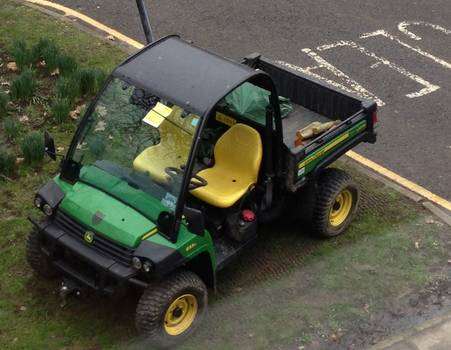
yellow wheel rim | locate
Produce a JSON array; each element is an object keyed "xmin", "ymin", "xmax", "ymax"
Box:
[
  {"xmin": 164, "ymin": 294, "xmax": 198, "ymax": 336},
  {"xmin": 329, "ymin": 189, "xmax": 353, "ymax": 227}
]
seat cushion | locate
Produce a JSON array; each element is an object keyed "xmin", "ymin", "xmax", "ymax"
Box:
[{"xmin": 190, "ymin": 165, "xmax": 255, "ymax": 208}]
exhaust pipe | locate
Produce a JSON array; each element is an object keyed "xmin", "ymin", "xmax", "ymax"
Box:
[{"xmin": 135, "ymin": 0, "xmax": 155, "ymax": 44}]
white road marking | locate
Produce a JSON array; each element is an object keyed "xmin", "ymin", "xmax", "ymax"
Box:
[
  {"xmin": 316, "ymin": 40, "xmax": 440, "ymax": 98},
  {"xmin": 276, "ymin": 49, "xmax": 386, "ymax": 106},
  {"xmin": 361, "ymin": 30, "xmax": 451, "ymax": 70},
  {"xmin": 398, "ymin": 21, "xmax": 451, "ymax": 41}
]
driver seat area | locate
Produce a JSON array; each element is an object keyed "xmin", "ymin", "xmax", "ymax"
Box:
[
  {"xmin": 133, "ymin": 106, "xmax": 195, "ymax": 184},
  {"xmin": 190, "ymin": 123, "xmax": 262, "ymax": 208}
]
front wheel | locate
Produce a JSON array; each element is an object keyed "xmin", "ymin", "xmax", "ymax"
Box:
[
  {"xmin": 135, "ymin": 270, "xmax": 208, "ymax": 348},
  {"xmin": 26, "ymin": 228, "xmax": 59, "ymax": 279},
  {"xmin": 312, "ymin": 168, "xmax": 359, "ymax": 238}
]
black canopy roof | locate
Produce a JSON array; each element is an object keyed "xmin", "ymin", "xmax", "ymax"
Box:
[{"xmin": 114, "ymin": 36, "xmax": 262, "ymax": 116}]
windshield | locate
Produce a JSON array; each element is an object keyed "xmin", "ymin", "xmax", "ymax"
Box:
[{"xmin": 71, "ymin": 77, "xmax": 201, "ymax": 221}]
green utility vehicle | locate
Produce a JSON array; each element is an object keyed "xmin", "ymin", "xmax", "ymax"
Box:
[{"xmin": 27, "ymin": 4, "xmax": 377, "ymax": 347}]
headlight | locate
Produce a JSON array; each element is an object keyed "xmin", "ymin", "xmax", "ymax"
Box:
[
  {"xmin": 143, "ymin": 261, "xmax": 153, "ymax": 273},
  {"xmin": 132, "ymin": 257, "xmax": 142, "ymax": 270},
  {"xmin": 42, "ymin": 203, "xmax": 53, "ymax": 216},
  {"xmin": 34, "ymin": 196, "xmax": 43, "ymax": 208}
]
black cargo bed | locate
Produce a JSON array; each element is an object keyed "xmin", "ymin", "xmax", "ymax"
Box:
[{"xmin": 282, "ymin": 104, "xmax": 331, "ymax": 151}]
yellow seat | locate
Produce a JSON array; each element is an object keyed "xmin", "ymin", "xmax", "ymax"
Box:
[
  {"xmin": 190, "ymin": 123, "xmax": 262, "ymax": 208},
  {"xmin": 133, "ymin": 106, "xmax": 196, "ymax": 183}
]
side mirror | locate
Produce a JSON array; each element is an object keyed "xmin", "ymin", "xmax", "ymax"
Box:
[
  {"xmin": 157, "ymin": 211, "xmax": 176, "ymax": 237},
  {"xmin": 44, "ymin": 131, "xmax": 56, "ymax": 161},
  {"xmin": 183, "ymin": 206, "xmax": 205, "ymax": 236}
]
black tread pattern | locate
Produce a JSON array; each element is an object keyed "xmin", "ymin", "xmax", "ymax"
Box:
[
  {"xmin": 26, "ymin": 229, "xmax": 59, "ymax": 279},
  {"xmin": 312, "ymin": 168, "xmax": 359, "ymax": 238},
  {"xmin": 135, "ymin": 270, "xmax": 207, "ymax": 349}
]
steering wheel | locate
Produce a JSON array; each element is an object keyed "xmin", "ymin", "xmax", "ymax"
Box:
[
  {"xmin": 164, "ymin": 167, "xmax": 208, "ymax": 190},
  {"xmin": 165, "ymin": 166, "xmax": 184, "ymax": 178},
  {"xmin": 189, "ymin": 174, "xmax": 208, "ymax": 190}
]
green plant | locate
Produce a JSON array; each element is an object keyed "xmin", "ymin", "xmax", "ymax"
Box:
[
  {"xmin": 50, "ymin": 98, "xmax": 71, "ymax": 124},
  {"xmin": 0, "ymin": 90, "xmax": 9, "ymax": 117},
  {"xmin": 10, "ymin": 69, "xmax": 36, "ymax": 102},
  {"xmin": 57, "ymin": 54, "xmax": 78, "ymax": 76},
  {"xmin": 3, "ymin": 117, "xmax": 21, "ymax": 141},
  {"xmin": 10, "ymin": 40, "xmax": 33, "ymax": 71},
  {"xmin": 31, "ymin": 38, "xmax": 53, "ymax": 62},
  {"xmin": 77, "ymin": 68, "xmax": 98, "ymax": 95},
  {"xmin": 21, "ymin": 131, "xmax": 44, "ymax": 165},
  {"xmin": 40, "ymin": 41, "xmax": 60, "ymax": 73},
  {"xmin": 94, "ymin": 68, "xmax": 107, "ymax": 91},
  {"xmin": 56, "ymin": 76, "xmax": 80, "ymax": 103},
  {"xmin": 0, "ymin": 147, "xmax": 16, "ymax": 177}
]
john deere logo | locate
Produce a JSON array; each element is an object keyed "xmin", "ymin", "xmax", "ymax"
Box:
[{"xmin": 84, "ymin": 231, "xmax": 95, "ymax": 244}]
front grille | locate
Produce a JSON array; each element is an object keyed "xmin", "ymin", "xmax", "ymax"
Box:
[{"xmin": 54, "ymin": 211, "xmax": 134, "ymax": 266}]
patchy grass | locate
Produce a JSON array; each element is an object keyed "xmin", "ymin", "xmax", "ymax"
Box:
[{"xmin": 0, "ymin": 2, "xmax": 126, "ymax": 71}]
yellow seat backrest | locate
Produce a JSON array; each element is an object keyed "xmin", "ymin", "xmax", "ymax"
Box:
[
  {"xmin": 214, "ymin": 123, "xmax": 262, "ymax": 182},
  {"xmin": 132, "ymin": 106, "xmax": 199, "ymax": 183}
]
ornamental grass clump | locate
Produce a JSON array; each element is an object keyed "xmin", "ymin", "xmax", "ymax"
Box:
[
  {"xmin": 56, "ymin": 76, "xmax": 80, "ymax": 103},
  {"xmin": 58, "ymin": 54, "xmax": 78, "ymax": 76},
  {"xmin": 40, "ymin": 41, "xmax": 60, "ymax": 73},
  {"xmin": 3, "ymin": 117, "xmax": 21, "ymax": 141},
  {"xmin": 0, "ymin": 147, "xmax": 16, "ymax": 177},
  {"xmin": 77, "ymin": 68, "xmax": 98, "ymax": 96},
  {"xmin": 31, "ymin": 38, "xmax": 53, "ymax": 62},
  {"xmin": 51, "ymin": 98, "xmax": 71, "ymax": 124},
  {"xmin": 0, "ymin": 90, "xmax": 9, "ymax": 118},
  {"xmin": 21, "ymin": 131, "xmax": 45, "ymax": 165},
  {"xmin": 10, "ymin": 40, "xmax": 33, "ymax": 71},
  {"xmin": 10, "ymin": 69, "xmax": 36, "ymax": 102}
]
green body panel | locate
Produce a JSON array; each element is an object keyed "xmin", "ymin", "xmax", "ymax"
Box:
[
  {"xmin": 146, "ymin": 223, "xmax": 216, "ymax": 268},
  {"xmin": 78, "ymin": 165, "xmax": 167, "ymax": 223},
  {"xmin": 54, "ymin": 174, "xmax": 217, "ymax": 271},
  {"xmin": 297, "ymin": 120, "xmax": 367, "ymax": 177},
  {"xmin": 55, "ymin": 176, "xmax": 156, "ymax": 248}
]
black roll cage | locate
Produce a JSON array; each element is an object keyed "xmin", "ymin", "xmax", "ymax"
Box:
[
  {"xmin": 60, "ymin": 36, "xmax": 284, "ymax": 243},
  {"xmin": 172, "ymin": 73, "xmax": 283, "ymax": 242}
]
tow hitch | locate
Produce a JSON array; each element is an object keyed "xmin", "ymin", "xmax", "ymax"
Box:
[{"xmin": 59, "ymin": 278, "xmax": 83, "ymax": 307}]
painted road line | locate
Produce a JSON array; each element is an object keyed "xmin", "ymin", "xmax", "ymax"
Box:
[
  {"xmin": 25, "ymin": 0, "xmax": 144, "ymax": 49},
  {"xmin": 25, "ymin": 0, "xmax": 451, "ymax": 212},
  {"xmin": 316, "ymin": 40, "xmax": 440, "ymax": 99},
  {"xmin": 361, "ymin": 29, "xmax": 451, "ymax": 70},
  {"xmin": 347, "ymin": 151, "xmax": 451, "ymax": 212},
  {"xmin": 398, "ymin": 21, "xmax": 451, "ymax": 41}
]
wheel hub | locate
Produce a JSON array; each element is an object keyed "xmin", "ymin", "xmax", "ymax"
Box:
[
  {"xmin": 164, "ymin": 294, "xmax": 198, "ymax": 336},
  {"xmin": 329, "ymin": 189, "xmax": 353, "ymax": 227}
]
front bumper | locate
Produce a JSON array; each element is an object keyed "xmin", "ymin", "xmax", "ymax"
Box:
[{"xmin": 30, "ymin": 216, "xmax": 149, "ymax": 294}]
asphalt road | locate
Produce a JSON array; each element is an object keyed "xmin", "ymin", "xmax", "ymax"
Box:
[{"xmin": 53, "ymin": 0, "xmax": 451, "ymax": 199}]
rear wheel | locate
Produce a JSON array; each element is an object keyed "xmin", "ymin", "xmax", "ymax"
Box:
[
  {"xmin": 312, "ymin": 168, "xmax": 359, "ymax": 238},
  {"xmin": 135, "ymin": 270, "xmax": 207, "ymax": 348},
  {"xmin": 26, "ymin": 228, "xmax": 59, "ymax": 279}
]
